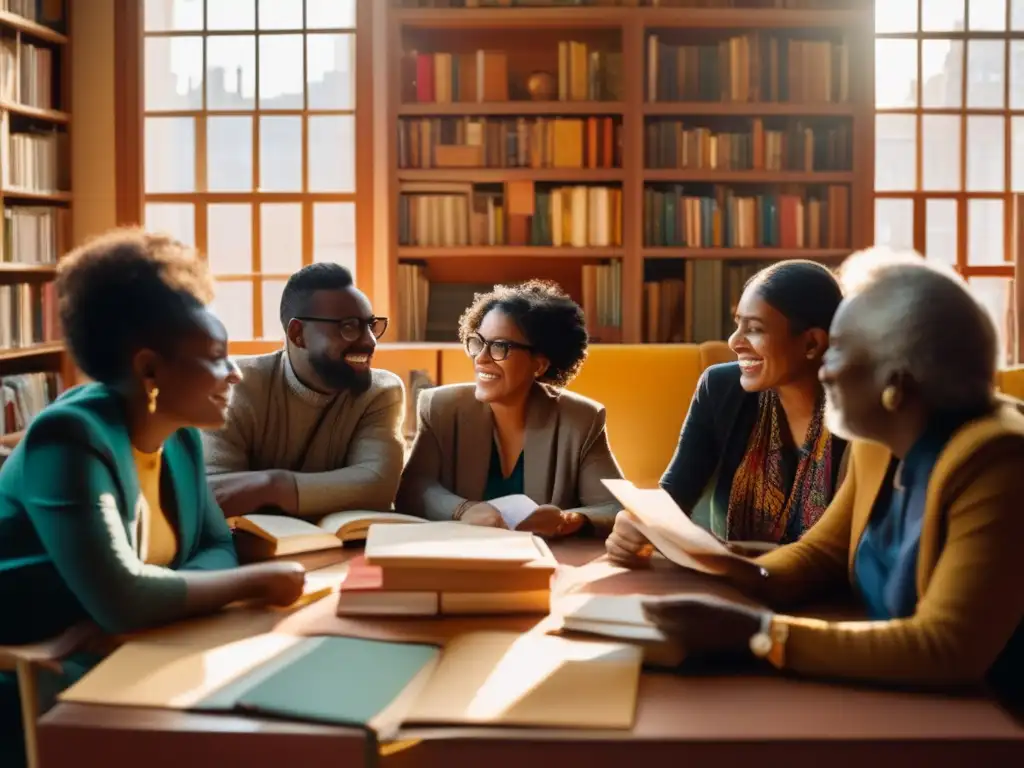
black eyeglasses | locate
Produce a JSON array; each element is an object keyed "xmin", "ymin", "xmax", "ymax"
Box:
[
  {"xmin": 465, "ymin": 334, "xmax": 533, "ymax": 362},
  {"xmin": 293, "ymin": 316, "xmax": 389, "ymax": 342}
]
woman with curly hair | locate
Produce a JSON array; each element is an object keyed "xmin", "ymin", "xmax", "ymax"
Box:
[
  {"xmin": 0, "ymin": 229, "xmax": 307, "ymax": 767},
  {"xmin": 397, "ymin": 280, "xmax": 623, "ymax": 538}
]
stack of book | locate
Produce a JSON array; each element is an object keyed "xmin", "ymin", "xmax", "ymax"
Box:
[{"xmin": 336, "ymin": 522, "xmax": 558, "ymax": 617}]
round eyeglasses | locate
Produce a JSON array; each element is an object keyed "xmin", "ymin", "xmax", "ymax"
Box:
[{"xmin": 465, "ymin": 334, "xmax": 533, "ymax": 362}]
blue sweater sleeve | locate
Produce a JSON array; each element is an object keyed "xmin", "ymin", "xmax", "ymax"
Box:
[{"xmin": 659, "ymin": 367, "xmax": 722, "ymax": 514}]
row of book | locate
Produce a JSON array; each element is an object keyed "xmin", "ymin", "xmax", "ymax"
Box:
[
  {"xmin": 1, "ymin": 128, "xmax": 68, "ymax": 192},
  {"xmin": 644, "ymin": 118, "xmax": 851, "ymax": 172},
  {"xmin": 643, "ymin": 183, "xmax": 850, "ymax": 249},
  {"xmin": 398, "ymin": 116, "xmax": 622, "ymax": 170},
  {"xmin": 398, "ymin": 182, "xmax": 624, "ymax": 248},
  {"xmin": 1, "ymin": 206, "xmax": 67, "ymax": 265},
  {"xmin": 0, "ymin": 39, "xmax": 55, "ymax": 111},
  {"xmin": 393, "ymin": 0, "xmax": 859, "ymax": 9},
  {"xmin": 647, "ymin": 33, "xmax": 851, "ymax": 104},
  {"xmin": 404, "ymin": 45, "xmax": 623, "ymax": 104},
  {"xmin": 1, "ymin": 370, "xmax": 60, "ymax": 438},
  {"xmin": 1, "ymin": 0, "xmax": 66, "ymax": 26},
  {"xmin": 0, "ymin": 280, "xmax": 59, "ymax": 349}
]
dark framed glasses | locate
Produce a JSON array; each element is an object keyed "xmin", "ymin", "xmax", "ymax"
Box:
[
  {"xmin": 294, "ymin": 316, "xmax": 389, "ymax": 342},
  {"xmin": 465, "ymin": 333, "xmax": 532, "ymax": 362}
]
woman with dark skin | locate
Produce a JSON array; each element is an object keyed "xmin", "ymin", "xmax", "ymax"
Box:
[
  {"xmin": 397, "ymin": 280, "xmax": 624, "ymax": 538},
  {"xmin": 633, "ymin": 251, "xmax": 1024, "ymax": 699},
  {"xmin": 0, "ymin": 229, "xmax": 306, "ymax": 767},
  {"xmin": 607, "ymin": 260, "xmax": 846, "ymax": 559}
]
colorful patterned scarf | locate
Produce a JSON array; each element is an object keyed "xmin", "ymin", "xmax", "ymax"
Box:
[{"xmin": 726, "ymin": 390, "xmax": 833, "ymax": 544}]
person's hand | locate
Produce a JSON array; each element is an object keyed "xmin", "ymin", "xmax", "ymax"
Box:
[
  {"xmin": 642, "ymin": 594, "xmax": 768, "ymax": 658},
  {"xmin": 605, "ymin": 510, "xmax": 654, "ymax": 568},
  {"xmin": 516, "ymin": 505, "xmax": 585, "ymax": 539},
  {"xmin": 459, "ymin": 502, "xmax": 507, "ymax": 528},
  {"xmin": 211, "ymin": 470, "xmax": 299, "ymax": 518},
  {"xmin": 248, "ymin": 561, "xmax": 307, "ymax": 607}
]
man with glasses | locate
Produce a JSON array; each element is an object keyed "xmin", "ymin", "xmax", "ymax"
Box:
[{"xmin": 202, "ymin": 263, "xmax": 405, "ymax": 520}]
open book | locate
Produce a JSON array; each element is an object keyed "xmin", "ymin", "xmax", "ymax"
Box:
[
  {"xmin": 601, "ymin": 479, "xmax": 750, "ymax": 575},
  {"xmin": 229, "ymin": 510, "xmax": 424, "ymax": 559}
]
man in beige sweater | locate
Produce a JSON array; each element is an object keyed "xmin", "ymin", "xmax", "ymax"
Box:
[{"xmin": 202, "ymin": 263, "xmax": 405, "ymax": 519}]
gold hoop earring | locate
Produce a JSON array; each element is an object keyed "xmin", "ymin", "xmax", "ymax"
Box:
[
  {"xmin": 881, "ymin": 385, "xmax": 899, "ymax": 412},
  {"xmin": 148, "ymin": 386, "xmax": 160, "ymax": 415}
]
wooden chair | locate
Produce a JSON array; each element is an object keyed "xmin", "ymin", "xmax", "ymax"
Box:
[{"xmin": 0, "ymin": 624, "xmax": 99, "ymax": 768}]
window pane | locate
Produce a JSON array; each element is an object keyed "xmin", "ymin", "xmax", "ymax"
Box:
[
  {"xmin": 260, "ymin": 203, "xmax": 303, "ymax": 274},
  {"xmin": 967, "ymin": 41, "xmax": 1005, "ymax": 109},
  {"xmin": 922, "ymin": 115, "xmax": 960, "ymax": 191},
  {"xmin": 145, "ymin": 203, "xmax": 195, "ymax": 246},
  {"xmin": 922, "ymin": 0, "xmax": 965, "ymax": 31},
  {"xmin": 260, "ymin": 116, "xmax": 302, "ymax": 191},
  {"xmin": 145, "ymin": 37, "xmax": 203, "ymax": 111},
  {"xmin": 921, "ymin": 40, "xmax": 962, "ymax": 108},
  {"xmin": 874, "ymin": 198, "xmax": 914, "ymax": 250},
  {"xmin": 307, "ymin": 34, "xmax": 355, "ymax": 111},
  {"xmin": 875, "ymin": 115, "xmax": 916, "ymax": 192},
  {"xmin": 313, "ymin": 202, "xmax": 357, "ymax": 275},
  {"xmin": 207, "ymin": 0, "xmax": 256, "ymax": 30},
  {"xmin": 258, "ymin": 0, "xmax": 303, "ymax": 30},
  {"xmin": 875, "ymin": 40, "xmax": 918, "ymax": 108},
  {"xmin": 211, "ymin": 280, "xmax": 254, "ymax": 342},
  {"xmin": 145, "ymin": 117, "xmax": 195, "ymax": 193},
  {"xmin": 208, "ymin": 116, "xmax": 253, "ymax": 192},
  {"xmin": 308, "ymin": 115, "xmax": 355, "ymax": 192},
  {"xmin": 259, "ymin": 35, "xmax": 304, "ymax": 110},
  {"xmin": 924, "ymin": 199, "xmax": 957, "ymax": 268},
  {"xmin": 144, "ymin": 0, "xmax": 203, "ymax": 31},
  {"xmin": 307, "ymin": 0, "xmax": 356, "ymax": 28},
  {"xmin": 207, "ymin": 35, "xmax": 256, "ymax": 110},
  {"xmin": 970, "ymin": 0, "xmax": 1007, "ymax": 31},
  {"xmin": 1012, "ymin": 41, "xmax": 1024, "ymax": 109},
  {"xmin": 261, "ymin": 280, "xmax": 287, "ymax": 340},
  {"xmin": 875, "ymin": 0, "xmax": 918, "ymax": 33},
  {"xmin": 1014, "ymin": 0, "xmax": 1024, "ymax": 30},
  {"xmin": 968, "ymin": 277, "xmax": 1013, "ymax": 367},
  {"xmin": 207, "ymin": 203, "xmax": 253, "ymax": 274},
  {"xmin": 967, "ymin": 116, "xmax": 1005, "ymax": 192},
  {"xmin": 968, "ymin": 199, "xmax": 1005, "ymax": 266},
  {"xmin": 1012, "ymin": 117, "xmax": 1024, "ymax": 191}
]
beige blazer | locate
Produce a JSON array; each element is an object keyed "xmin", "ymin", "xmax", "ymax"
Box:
[{"xmin": 397, "ymin": 383, "xmax": 624, "ymax": 535}]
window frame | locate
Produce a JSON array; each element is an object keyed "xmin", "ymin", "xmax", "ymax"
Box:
[{"xmin": 115, "ymin": 0, "xmax": 375, "ymax": 347}]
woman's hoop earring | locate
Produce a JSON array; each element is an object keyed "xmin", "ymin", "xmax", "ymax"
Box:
[
  {"xmin": 148, "ymin": 386, "xmax": 160, "ymax": 415},
  {"xmin": 881, "ymin": 385, "xmax": 899, "ymax": 412}
]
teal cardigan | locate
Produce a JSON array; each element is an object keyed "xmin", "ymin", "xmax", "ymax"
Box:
[{"xmin": 0, "ymin": 383, "xmax": 239, "ymax": 645}]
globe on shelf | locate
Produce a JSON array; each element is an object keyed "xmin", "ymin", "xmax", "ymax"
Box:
[{"xmin": 526, "ymin": 71, "xmax": 556, "ymax": 101}]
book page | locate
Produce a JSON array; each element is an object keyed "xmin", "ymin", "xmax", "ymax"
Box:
[
  {"xmin": 488, "ymin": 494, "xmax": 538, "ymax": 530},
  {"xmin": 601, "ymin": 479, "xmax": 748, "ymax": 575},
  {"xmin": 317, "ymin": 509, "xmax": 425, "ymax": 538},
  {"xmin": 232, "ymin": 513, "xmax": 329, "ymax": 542},
  {"xmin": 365, "ymin": 521, "xmax": 543, "ymax": 568}
]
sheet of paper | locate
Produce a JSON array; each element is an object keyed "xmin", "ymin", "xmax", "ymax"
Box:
[
  {"xmin": 601, "ymin": 479, "xmax": 747, "ymax": 575},
  {"xmin": 489, "ymin": 494, "xmax": 539, "ymax": 530}
]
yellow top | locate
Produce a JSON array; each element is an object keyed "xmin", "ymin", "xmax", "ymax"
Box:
[
  {"xmin": 132, "ymin": 446, "xmax": 178, "ymax": 567},
  {"xmin": 756, "ymin": 404, "xmax": 1024, "ymax": 687}
]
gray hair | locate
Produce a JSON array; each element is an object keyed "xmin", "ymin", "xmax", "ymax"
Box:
[{"xmin": 838, "ymin": 247, "xmax": 997, "ymax": 411}]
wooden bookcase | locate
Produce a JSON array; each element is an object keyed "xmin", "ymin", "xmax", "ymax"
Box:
[
  {"xmin": 381, "ymin": 1, "xmax": 874, "ymax": 344},
  {"xmin": 0, "ymin": 0, "xmax": 70, "ymax": 447}
]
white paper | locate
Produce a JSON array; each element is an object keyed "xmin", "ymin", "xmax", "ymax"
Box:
[
  {"xmin": 601, "ymin": 479, "xmax": 747, "ymax": 575},
  {"xmin": 489, "ymin": 494, "xmax": 539, "ymax": 530}
]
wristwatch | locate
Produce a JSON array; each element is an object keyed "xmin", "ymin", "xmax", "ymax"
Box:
[{"xmin": 749, "ymin": 611, "xmax": 788, "ymax": 668}]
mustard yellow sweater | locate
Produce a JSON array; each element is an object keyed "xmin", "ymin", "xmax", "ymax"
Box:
[{"xmin": 757, "ymin": 404, "xmax": 1024, "ymax": 688}]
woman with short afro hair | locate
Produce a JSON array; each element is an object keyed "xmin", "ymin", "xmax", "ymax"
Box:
[
  {"xmin": 0, "ymin": 228, "xmax": 308, "ymax": 768},
  {"xmin": 397, "ymin": 279, "xmax": 624, "ymax": 538}
]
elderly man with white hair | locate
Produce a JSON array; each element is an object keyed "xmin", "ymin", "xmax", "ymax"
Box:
[{"xmin": 628, "ymin": 248, "xmax": 1024, "ymax": 701}]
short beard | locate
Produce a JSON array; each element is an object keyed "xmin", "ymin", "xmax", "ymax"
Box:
[{"xmin": 309, "ymin": 352, "xmax": 373, "ymax": 395}]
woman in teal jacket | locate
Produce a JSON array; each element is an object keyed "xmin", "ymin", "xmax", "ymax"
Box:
[{"xmin": 0, "ymin": 229, "xmax": 307, "ymax": 767}]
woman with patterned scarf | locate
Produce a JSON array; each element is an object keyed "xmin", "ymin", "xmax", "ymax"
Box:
[{"xmin": 607, "ymin": 260, "xmax": 846, "ymax": 562}]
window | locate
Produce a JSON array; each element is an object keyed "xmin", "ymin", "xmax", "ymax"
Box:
[
  {"xmin": 874, "ymin": 0, "xmax": 1018, "ymax": 365},
  {"xmin": 142, "ymin": 0, "xmax": 358, "ymax": 342}
]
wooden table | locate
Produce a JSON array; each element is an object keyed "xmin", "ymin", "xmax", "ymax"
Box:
[{"xmin": 37, "ymin": 541, "xmax": 1024, "ymax": 768}]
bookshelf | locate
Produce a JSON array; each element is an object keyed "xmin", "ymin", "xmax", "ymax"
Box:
[
  {"xmin": 383, "ymin": 0, "xmax": 874, "ymax": 344},
  {"xmin": 0, "ymin": 0, "xmax": 70, "ymax": 445}
]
